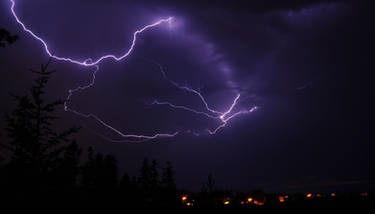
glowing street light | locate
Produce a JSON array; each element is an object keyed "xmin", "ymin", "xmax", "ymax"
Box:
[{"xmin": 247, "ymin": 197, "xmax": 253, "ymax": 203}]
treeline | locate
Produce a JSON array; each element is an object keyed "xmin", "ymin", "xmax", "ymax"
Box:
[{"xmin": 0, "ymin": 61, "xmax": 178, "ymax": 207}]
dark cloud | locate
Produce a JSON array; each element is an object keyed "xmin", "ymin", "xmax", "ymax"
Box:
[
  {"xmin": 0, "ymin": 0, "xmax": 373, "ymax": 191},
  {"xmin": 137, "ymin": 0, "xmax": 344, "ymax": 13}
]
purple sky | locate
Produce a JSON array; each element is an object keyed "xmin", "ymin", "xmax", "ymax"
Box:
[{"xmin": 0, "ymin": 0, "xmax": 373, "ymax": 192}]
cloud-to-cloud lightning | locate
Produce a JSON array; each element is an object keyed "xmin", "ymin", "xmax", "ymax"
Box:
[
  {"xmin": 9, "ymin": 0, "xmax": 257, "ymax": 142},
  {"xmin": 10, "ymin": 0, "xmax": 173, "ymax": 67},
  {"xmin": 151, "ymin": 61, "xmax": 258, "ymax": 135}
]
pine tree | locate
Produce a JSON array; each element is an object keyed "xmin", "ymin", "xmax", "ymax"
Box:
[
  {"xmin": 4, "ymin": 60, "xmax": 79, "ymax": 188},
  {"xmin": 139, "ymin": 158, "xmax": 152, "ymax": 192},
  {"xmin": 80, "ymin": 147, "xmax": 118, "ymax": 190},
  {"xmin": 56, "ymin": 141, "xmax": 82, "ymax": 187},
  {"xmin": 161, "ymin": 161, "xmax": 176, "ymax": 191},
  {"xmin": 150, "ymin": 159, "xmax": 160, "ymax": 189},
  {"xmin": 161, "ymin": 161, "xmax": 177, "ymax": 206}
]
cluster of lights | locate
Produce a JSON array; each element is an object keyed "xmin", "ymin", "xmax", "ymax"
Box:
[
  {"xmin": 239, "ymin": 197, "xmax": 265, "ymax": 206},
  {"xmin": 178, "ymin": 192, "xmax": 372, "ymax": 207},
  {"xmin": 181, "ymin": 194, "xmax": 194, "ymax": 207},
  {"xmin": 253, "ymin": 199, "xmax": 265, "ymax": 206},
  {"xmin": 279, "ymin": 195, "xmax": 290, "ymax": 203},
  {"xmin": 306, "ymin": 192, "xmax": 337, "ymax": 199}
]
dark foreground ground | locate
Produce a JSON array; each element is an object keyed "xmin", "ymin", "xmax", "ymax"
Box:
[{"xmin": 1, "ymin": 188, "xmax": 373, "ymax": 209}]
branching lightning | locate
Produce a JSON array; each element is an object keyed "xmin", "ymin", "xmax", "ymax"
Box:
[
  {"xmin": 150, "ymin": 61, "xmax": 258, "ymax": 135},
  {"xmin": 10, "ymin": 0, "xmax": 173, "ymax": 67},
  {"xmin": 9, "ymin": 0, "xmax": 257, "ymax": 142}
]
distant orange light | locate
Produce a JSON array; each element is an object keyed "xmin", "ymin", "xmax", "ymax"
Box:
[
  {"xmin": 284, "ymin": 195, "xmax": 289, "ymax": 199},
  {"xmin": 306, "ymin": 193, "xmax": 312, "ymax": 198},
  {"xmin": 279, "ymin": 196, "xmax": 285, "ymax": 203},
  {"xmin": 330, "ymin": 193, "xmax": 336, "ymax": 197},
  {"xmin": 181, "ymin": 195, "xmax": 188, "ymax": 201},
  {"xmin": 241, "ymin": 201, "xmax": 245, "ymax": 205},
  {"xmin": 247, "ymin": 197, "xmax": 253, "ymax": 203},
  {"xmin": 253, "ymin": 200, "xmax": 264, "ymax": 206},
  {"xmin": 186, "ymin": 202, "xmax": 192, "ymax": 206},
  {"xmin": 224, "ymin": 201, "xmax": 230, "ymax": 205},
  {"xmin": 360, "ymin": 192, "xmax": 368, "ymax": 197}
]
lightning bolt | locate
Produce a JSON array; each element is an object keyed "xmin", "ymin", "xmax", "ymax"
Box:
[
  {"xmin": 9, "ymin": 0, "xmax": 257, "ymax": 142},
  {"xmin": 10, "ymin": 0, "xmax": 173, "ymax": 67},
  {"xmin": 150, "ymin": 61, "xmax": 258, "ymax": 135}
]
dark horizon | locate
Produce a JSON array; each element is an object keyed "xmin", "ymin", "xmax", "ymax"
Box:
[{"xmin": 0, "ymin": 0, "xmax": 373, "ymax": 195}]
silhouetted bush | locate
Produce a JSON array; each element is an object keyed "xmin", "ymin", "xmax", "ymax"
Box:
[{"xmin": 0, "ymin": 28, "xmax": 18, "ymax": 48}]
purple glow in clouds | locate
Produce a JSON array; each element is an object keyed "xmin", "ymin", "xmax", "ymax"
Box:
[{"xmin": 9, "ymin": 0, "xmax": 257, "ymax": 142}]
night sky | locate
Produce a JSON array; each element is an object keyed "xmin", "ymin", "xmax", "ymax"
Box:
[{"xmin": 0, "ymin": 0, "xmax": 373, "ymax": 192}]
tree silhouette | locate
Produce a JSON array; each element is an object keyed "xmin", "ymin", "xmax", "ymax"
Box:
[
  {"xmin": 161, "ymin": 161, "xmax": 176, "ymax": 191},
  {"xmin": 161, "ymin": 161, "xmax": 178, "ymax": 207},
  {"xmin": 204, "ymin": 173, "xmax": 216, "ymax": 193},
  {"xmin": 0, "ymin": 137, "xmax": 4, "ymax": 164},
  {"xmin": 199, "ymin": 173, "xmax": 217, "ymax": 208},
  {"xmin": 150, "ymin": 159, "xmax": 160, "ymax": 190},
  {"xmin": 120, "ymin": 172, "xmax": 131, "ymax": 190},
  {"xmin": 3, "ymin": 60, "xmax": 79, "ymax": 191},
  {"xmin": 138, "ymin": 157, "xmax": 152, "ymax": 193},
  {"xmin": 0, "ymin": 57, "xmax": 188, "ymax": 206},
  {"xmin": 0, "ymin": 28, "xmax": 18, "ymax": 48},
  {"xmin": 55, "ymin": 141, "xmax": 82, "ymax": 188},
  {"xmin": 80, "ymin": 147, "xmax": 118, "ymax": 190}
]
